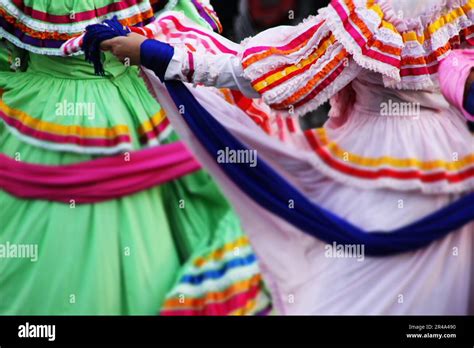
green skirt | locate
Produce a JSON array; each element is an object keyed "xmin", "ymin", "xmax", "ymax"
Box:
[
  {"xmin": 0, "ymin": 40, "xmax": 11, "ymax": 71},
  {"xmin": 0, "ymin": 52, "xmax": 268, "ymax": 315}
]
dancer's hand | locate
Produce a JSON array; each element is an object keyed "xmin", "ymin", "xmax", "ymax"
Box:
[{"xmin": 101, "ymin": 32, "xmax": 146, "ymax": 66}]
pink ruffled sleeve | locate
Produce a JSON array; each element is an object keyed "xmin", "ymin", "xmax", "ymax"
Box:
[
  {"xmin": 241, "ymin": 15, "xmax": 362, "ymax": 116},
  {"xmin": 240, "ymin": 0, "xmax": 411, "ymax": 116}
]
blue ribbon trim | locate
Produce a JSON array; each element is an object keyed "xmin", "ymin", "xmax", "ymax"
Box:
[{"xmin": 180, "ymin": 254, "xmax": 257, "ymax": 285}]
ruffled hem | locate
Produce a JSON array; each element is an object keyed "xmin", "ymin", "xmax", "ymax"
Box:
[
  {"xmin": 379, "ymin": 0, "xmax": 468, "ymax": 32},
  {"xmin": 160, "ymin": 230, "xmax": 272, "ymax": 316},
  {"xmin": 241, "ymin": 14, "xmax": 362, "ymax": 116},
  {"xmin": 299, "ymin": 114, "xmax": 474, "ymax": 194},
  {"xmin": 0, "ymin": 0, "xmax": 155, "ymax": 54},
  {"xmin": 0, "ymin": 0, "xmax": 154, "ymax": 33},
  {"xmin": 323, "ymin": 0, "xmax": 474, "ymax": 90}
]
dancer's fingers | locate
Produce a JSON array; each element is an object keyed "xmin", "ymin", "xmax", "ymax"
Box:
[{"xmin": 101, "ymin": 37, "xmax": 122, "ymax": 51}]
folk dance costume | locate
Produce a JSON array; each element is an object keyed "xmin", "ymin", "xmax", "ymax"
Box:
[
  {"xmin": 0, "ymin": 0, "xmax": 270, "ymax": 315},
  {"xmin": 80, "ymin": 0, "xmax": 474, "ymax": 314}
]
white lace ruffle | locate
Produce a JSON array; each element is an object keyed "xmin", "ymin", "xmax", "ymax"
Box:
[
  {"xmin": 278, "ymin": 63, "xmax": 361, "ymax": 118},
  {"xmin": 242, "ymin": 0, "xmax": 474, "ymax": 114},
  {"xmin": 0, "ymin": 28, "xmax": 75, "ymax": 56},
  {"xmin": 320, "ymin": 4, "xmax": 403, "ymax": 81},
  {"xmin": 242, "ymin": 15, "xmax": 331, "ymax": 82},
  {"xmin": 260, "ymin": 44, "xmax": 342, "ymax": 104},
  {"xmin": 0, "ymin": 0, "xmax": 152, "ymax": 34}
]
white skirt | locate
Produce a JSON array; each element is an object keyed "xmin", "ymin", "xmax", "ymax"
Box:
[{"xmin": 150, "ymin": 77, "xmax": 474, "ymax": 315}]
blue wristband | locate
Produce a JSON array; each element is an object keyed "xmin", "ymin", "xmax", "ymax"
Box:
[{"xmin": 140, "ymin": 39, "xmax": 175, "ymax": 82}]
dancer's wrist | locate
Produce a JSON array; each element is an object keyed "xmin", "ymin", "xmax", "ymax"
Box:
[{"xmin": 140, "ymin": 40, "xmax": 175, "ymax": 82}]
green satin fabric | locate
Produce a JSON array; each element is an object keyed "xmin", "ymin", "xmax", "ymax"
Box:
[{"xmin": 0, "ymin": 0, "xmax": 250, "ymax": 315}]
